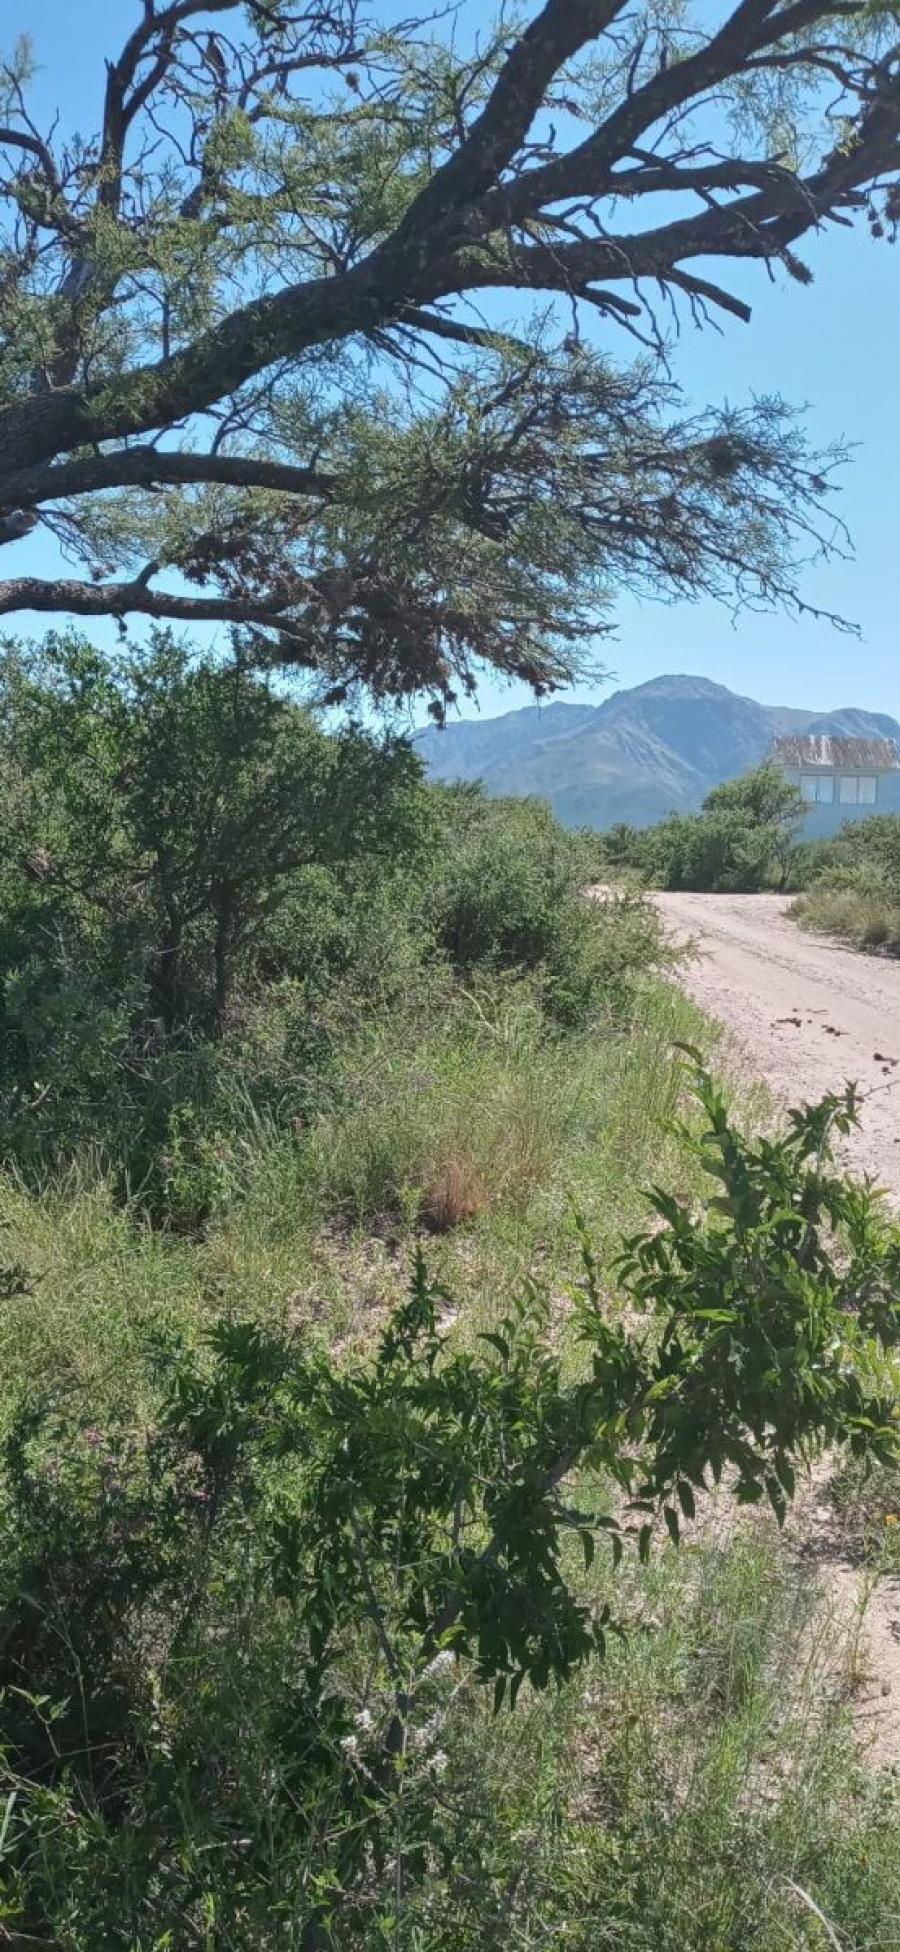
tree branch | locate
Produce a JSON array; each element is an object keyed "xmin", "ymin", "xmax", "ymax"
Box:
[
  {"xmin": 0, "ymin": 448, "xmax": 336, "ymax": 516},
  {"xmin": 0, "ymin": 574, "xmax": 312, "ymax": 639},
  {"xmin": 398, "ymin": 0, "xmax": 629, "ymax": 227},
  {"xmin": 484, "ymin": 0, "xmax": 873, "ymax": 226},
  {"xmin": 98, "ymin": 1, "xmax": 242, "ymax": 214},
  {"xmin": 0, "ymin": 124, "xmax": 61, "ymax": 193}
]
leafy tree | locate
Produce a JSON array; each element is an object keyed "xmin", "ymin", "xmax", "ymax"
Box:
[
  {"xmin": 0, "ymin": 629, "xmax": 424, "ymax": 1034},
  {"xmin": 836, "ymin": 812, "xmax": 900, "ymax": 890},
  {"xmin": 644, "ymin": 761, "xmax": 804, "ymax": 890},
  {"xmin": 0, "ymin": 3, "xmax": 897, "ymax": 705},
  {"xmin": 703, "ymin": 758, "xmax": 804, "ymax": 831}
]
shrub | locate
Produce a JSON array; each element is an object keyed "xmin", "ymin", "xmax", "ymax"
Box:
[
  {"xmin": 0, "ymin": 644, "xmax": 666, "ymax": 1214},
  {"xmin": 0, "ymin": 628, "xmax": 428, "ymax": 1035},
  {"xmin": 426, "ymin": 787, "xmax": 667, "ymax": 1023},
  {"xmin": 789, "ymin": 813, "xmax": 900, "ymax": 948},
  {"xmin": 0, "ymin": 1066, "xmax": 898, "ymax": 1944},
  {"xmin": 610, "ymin": 762, "xmax": 805, "ymax": 892},
  {"xmin": 791, "ymin": 881, "xmax": 900, "ymax": 949}
]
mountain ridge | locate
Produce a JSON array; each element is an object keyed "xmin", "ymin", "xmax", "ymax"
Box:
[{"xmin": 413, "ymin": 674, "xmax": 900, "ymax": 830}]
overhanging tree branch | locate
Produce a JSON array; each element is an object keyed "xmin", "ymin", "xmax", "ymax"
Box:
[
  {"xmin": 0, "ymin": 449, "xmax": 336, "ymax": 512},
  {"xmin": 0, "ymin": 573, "xmax": 312, "ymax": 636},
  {"xmin": 0, "ymin": 0, "xmax": 896, "ymax": 683}
]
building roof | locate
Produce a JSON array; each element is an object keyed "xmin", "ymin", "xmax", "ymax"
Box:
[{"xmin": 772, "ymin": 734, "xmax": 900, "ymax": 772}]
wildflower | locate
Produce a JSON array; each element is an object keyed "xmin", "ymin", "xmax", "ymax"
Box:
[
  {"xmin": 409, "ymin": 1710, "xmax": 442, "ymax": 1752},
  {"xmin": 430, "ymin": 1750, "xmax": 448, "ymax": 1778},
  {"xmin": 354, "ymin": 1707, "xmax": 374, "ymax": 1734},
  {"xmin": 423, "ymin": 1649, "xmax": 455, "ymax": 1679},
  {"xmin": 885, "ymin": 1513, "xmax": 898, "ymax": 1527},
  {"xmin": 339, "ymin": 1733, "xmax": 360, "ymax": 1762}
]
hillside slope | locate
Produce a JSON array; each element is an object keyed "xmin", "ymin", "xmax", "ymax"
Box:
[{"xmin": 415, "ymin": 675, "xmax": 900, "ymax": 828}]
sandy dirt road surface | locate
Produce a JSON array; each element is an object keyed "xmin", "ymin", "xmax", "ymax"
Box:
[
  {"xmin": 655, "ymin": 891, "xmax": 900, "ymax": 1766},
  {"xmin": 655, "ymin": 890, "xmax": 900, "ymax": 1198}
]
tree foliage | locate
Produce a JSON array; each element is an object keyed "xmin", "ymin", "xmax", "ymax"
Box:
[
  {"xmin": 0, "ymin": 1, "xmax": 898, "ymax": 703},
  {"xmin": 0, "ymin": 628, "xmax": 425, "ymax": 1032},
  {"xmin": 605, "ymin": 760, "xmax": 805, "ymax": 890},
  {"xmin": 0, "ymin": 636, "xmax": 658, "ymax": 1199}
]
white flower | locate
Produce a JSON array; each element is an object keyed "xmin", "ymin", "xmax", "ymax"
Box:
[
  {"xmin": 339, "ymin": 1733, "xmax": 360, "ymax": 1762},
  {"xmin": 354, "ymin": 1708, "xmax": 374, "ymax": 1734},
  {"xmin": 430, "ymin": 1750, "xmax": 448, "ymax": 1778},
  {"xmin": 409, "ymin": 1710, "xmax": 442, "ymax": 1753},
  {"xmin": 424, "ymin": 1649, "xmax": 455, "ymax": 1679}
]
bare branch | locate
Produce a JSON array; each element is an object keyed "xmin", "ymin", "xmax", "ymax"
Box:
[
  {"xmin": 0, "ymin": 124, "xmax": 61, "ymax": 193},
  {"xmin": 400, "ymin": 0, "xmax": 629, "ymax": 226},
  {"xmin": 0, "ymin": 573, "xmax": 310, "ymax": 636},
  {"xmin": 0, "ymin": 448, "xmax": 336, "ymax": 516}
]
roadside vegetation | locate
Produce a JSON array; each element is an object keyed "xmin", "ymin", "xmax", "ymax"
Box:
[
  {"xmin": 789, "ymin": 815, "xmax": 900, "ymax": 952},
  {"xmin": 600, "ymin": 766, "xmax": 900, "ymax": 959},
  {"xmin": 0, "ymin": 632, "xmax": 898, "ymax": 1945},
  {"xmin": 598, "ymin": 762, "xmax": 806, "ymax": 893}
]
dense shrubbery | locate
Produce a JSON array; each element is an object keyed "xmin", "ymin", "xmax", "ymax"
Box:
[
  {"xmin": 0, "ymin": 1067, "xmax": 897, "ymax": 1946},
  {"xmin": 0, "ymin": 631, "xmax": 665, "ymax": 1217},
  {"xmin": 1, "ymin": 632, "xmax": 899, "ymax": 1946},
  {"xmin": 791, "ymin": 811, "xmax": 900, "ymax": 949},
  {"xmin": 599, "ymin": 763, "xmax": 804, "ymax": 892},
  {"xmin": 605, "ymin": 766, "xmax": 900, "ymax": 941}
]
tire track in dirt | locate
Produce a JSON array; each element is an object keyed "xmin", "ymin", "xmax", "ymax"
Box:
[{"xmin": 655, "ymin": 890, "xmax": 900, "ymax": 1198}]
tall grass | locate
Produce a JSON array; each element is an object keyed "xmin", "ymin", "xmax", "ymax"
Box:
[
  {"xmin": 0, "ymin": 976, "xmax": 898, "ymax": 1945},
  {"xmin": 791, "ymin": 883, "xmax": 900, "ymax": 951},
  {"xmin": 404, "ymin": 1525, "xmax": 900, "ymax": 1950}
]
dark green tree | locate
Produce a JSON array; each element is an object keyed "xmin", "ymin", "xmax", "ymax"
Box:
[{"xmin": 0, "ymin": 629, "xmax": 423, "ymax": 1033}]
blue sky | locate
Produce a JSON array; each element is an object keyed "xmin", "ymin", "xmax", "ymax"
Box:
[{"xmin": 7, "ymin": 2, "xmax": 900, "ymax": 720}]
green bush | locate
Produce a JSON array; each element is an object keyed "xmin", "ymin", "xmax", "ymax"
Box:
[
  {"xmin": 647, "ymin": 763, "xmax": 803, "ymax": 892},
  {"xmin": 425, "ymin": 787, "xmax": 666, "ymax": 1024},
  {"xmin": 790, "ymin": 813, "xmax": 900, "ymax": 948},
  {"xmin": 0, "ymin": 640, "xmax": 666, "ymax": 1216},
  {"xmin": 0, "ymin": 1067, "xmax": 898, "ymax": 1944},
  {"xmin": 791, "ymin": 881, "xmax": 900, "ymax": 949},
  {"xmin": 601, "ymin": 763, "xmax": 805, "ymax": 893}
]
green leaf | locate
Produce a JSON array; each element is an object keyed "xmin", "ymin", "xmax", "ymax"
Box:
[
  {"xmin": 664, "ymin": 1507, "xmax": 680, "ymax": 1548},
  {"xmin": 676, "ymin": 1480, "xmax": 696, "ymax": 1521}
]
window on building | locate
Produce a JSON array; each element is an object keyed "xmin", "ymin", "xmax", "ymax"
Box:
[
  {"xmin": 838, "ymin": 775, "xmax": 879, "ymax": 806},
  {"xmin": 801, "ymin": 774, "xmax": 834, "ymax": 804}
]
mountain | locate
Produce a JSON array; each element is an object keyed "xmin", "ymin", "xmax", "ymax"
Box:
[{"xmin": 414, "ymin": 675, "xmax": 900, "ymax": 830}]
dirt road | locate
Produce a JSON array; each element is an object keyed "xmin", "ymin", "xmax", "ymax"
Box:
[
  {"xmin": 656, "ymin": 890, "xmax": 900, "ymax": 1197},
  {"xmin": 653, "ymin": 890, "xmax": 900, "ymax": 1766}
]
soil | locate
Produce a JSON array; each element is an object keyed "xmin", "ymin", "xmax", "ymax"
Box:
[
  {"xmin": 655, "ymin": 890, "xmax": 900, "ymax": 1766},
  {"xmin": 656, "ymin": 889, "xmax": 900, "ymax": 1197}
]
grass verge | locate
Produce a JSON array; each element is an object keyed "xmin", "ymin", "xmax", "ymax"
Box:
[{"xmin": 790, "ymin": 884, "xmax": 900, "ymax": 952}]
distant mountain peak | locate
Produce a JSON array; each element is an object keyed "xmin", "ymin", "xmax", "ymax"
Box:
[{"xmin": 414, "ymin": 674, "xmax": 900, "ymax": 830}]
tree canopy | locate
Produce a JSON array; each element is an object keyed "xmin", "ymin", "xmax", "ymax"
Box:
[
  {"xmin": 0, "ymin": 0, "xmax": 898, "ymax": 706},
  {"xmin": 0, "ymin": 628, "xmax": 423, "ymax": 1036}
]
